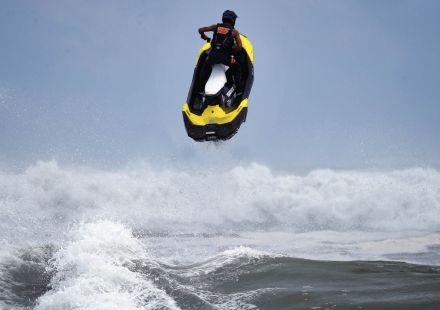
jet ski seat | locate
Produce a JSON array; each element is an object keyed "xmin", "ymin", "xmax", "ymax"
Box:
[{"xmin": 204, "ymin": 64, "xmax": 229, "ymax": 96}]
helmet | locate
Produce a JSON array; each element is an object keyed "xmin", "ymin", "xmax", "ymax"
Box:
[{"xmin": 222, "ymin": 10, "xmax": 238, "ymax": 26}]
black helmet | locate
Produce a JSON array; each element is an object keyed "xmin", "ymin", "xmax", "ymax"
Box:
[{"xmin": 222, "ymin": 10, "xmax": 238, "ymax": 26}]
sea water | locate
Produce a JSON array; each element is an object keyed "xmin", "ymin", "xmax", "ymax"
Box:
[{"xmin": 1, "ymin": 161, "xmax": 439, "ymax": 309}]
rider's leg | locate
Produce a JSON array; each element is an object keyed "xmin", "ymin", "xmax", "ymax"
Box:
[
  {"xmin": 234, "ymin": 50, "xmax": 246, "ymax": 92},
  {"xmin": 198, "ymin": 57, "xmax": 214, "ymax": 93}
]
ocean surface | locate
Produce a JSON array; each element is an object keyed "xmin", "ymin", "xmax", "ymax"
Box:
[{"xmin": 1, "ymin": 161, "xmax": 440, "ymax": 309}]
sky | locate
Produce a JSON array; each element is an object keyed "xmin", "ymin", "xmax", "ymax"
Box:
[{"xmin": 0, "ymin": 0, "xmax": 439, "ymax": 171}]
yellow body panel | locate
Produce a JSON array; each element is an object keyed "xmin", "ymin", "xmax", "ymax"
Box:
[
  {"xmin": 240, "ymin": 35, "xmax": 254, "ymax": 64},
  {"xmin": 183, "ymin": 99, "xmax": 248, "ymax": 126},
  {"xmin": 196, "ymin": 42, "xmax": 211, "ymax": 63}
]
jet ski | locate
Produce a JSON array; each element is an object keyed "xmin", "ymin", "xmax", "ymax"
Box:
[{"xmin": 182, "ymin": 34, "xmax": 254, "ymax": 141}]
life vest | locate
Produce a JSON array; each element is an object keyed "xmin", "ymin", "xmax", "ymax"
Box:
[{"xmin": 211, "ymin": 23, "xmax": 235, "ymax": 53}]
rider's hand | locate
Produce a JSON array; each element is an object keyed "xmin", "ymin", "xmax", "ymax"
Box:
[
  {"xmin": 230, "ymin": 55, "xmax": 236, "ymax": 64},
  {"xmin": 201, "ymin": 34, "xmax": 207, "ymax": 40}
]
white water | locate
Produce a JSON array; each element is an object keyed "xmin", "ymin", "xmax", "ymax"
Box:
[
  {"xmin": 36, "ymin": 221, "xmax": 179, "ymax": 310},
  {"xmin": 1, "ymin": 161, "xmax": 440, "ymax": 308}
]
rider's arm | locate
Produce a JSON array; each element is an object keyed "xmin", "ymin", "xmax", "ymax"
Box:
[
  {"xmin": 232, "ymin": 29, "xmax": 243, "ymax": 52},
  {"xmin": 198, "ymin": 25, "xmax": 216, "ymax": 40}
]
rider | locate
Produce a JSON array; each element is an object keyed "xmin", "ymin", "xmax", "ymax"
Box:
[{"xmin": 197, "ymin": 10, "xmax": 243, "ymax": 94}]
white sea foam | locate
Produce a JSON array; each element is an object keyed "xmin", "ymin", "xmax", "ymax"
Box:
[
  {"xmin": 36, "ymin": 220, "xmax": 179, "ymax": 310},
  {"xmin": 0, "ymin": 161, "xmax": 440, "ymax": 265}
]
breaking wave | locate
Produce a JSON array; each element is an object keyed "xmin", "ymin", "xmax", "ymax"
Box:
[
  {"xmin": 35, "ymin": 221, "xmax": 178, "ymax": 310},
  {"xmin": 1, "ymin": 161, "xmax": 439, "ymax": 240},
  {"xmin": 1, "ymin": 161, "xmax": 440, "ymax": 308}
]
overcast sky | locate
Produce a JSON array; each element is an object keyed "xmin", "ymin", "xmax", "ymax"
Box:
[{"xmin": 1, "ymin": 0, "xmax": 439, "ymax": 171}]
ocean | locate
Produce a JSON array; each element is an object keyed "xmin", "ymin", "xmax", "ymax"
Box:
[{"xmin": 1, "ymin": 161, "xmax": 439, "ymax": 309}]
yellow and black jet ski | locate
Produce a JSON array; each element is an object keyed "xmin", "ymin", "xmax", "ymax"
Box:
[{"xmin": 182, "ymin": 35, "xmax": 254, "ymax": 141}]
